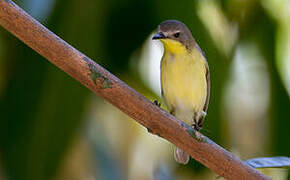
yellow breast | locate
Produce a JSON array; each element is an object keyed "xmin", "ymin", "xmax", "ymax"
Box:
[{"xmin": 160, "ymin": 39, "xmax": 207, "ymax": 122}]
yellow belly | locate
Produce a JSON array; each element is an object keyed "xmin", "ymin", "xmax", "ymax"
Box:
[{"xmin": 161, "ymin": 49, "xmax": 207, "ymax": 122}]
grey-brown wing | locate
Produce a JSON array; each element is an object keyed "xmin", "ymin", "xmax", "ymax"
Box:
[
  {"xmin": 203, "ymin": 61, "xmax": 210, "ymax": 113},
  {"xmin": 196, "ymin": 60, "xmax": 210, "ymax": 128},
  {"xmin": 196, "ymin": 43, "xmax": 210, "ymax": 113}
]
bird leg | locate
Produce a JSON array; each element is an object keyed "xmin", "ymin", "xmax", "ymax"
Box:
[{"xmin": 193, "ymin": 111, "xmax": 207, "ymax": 131}]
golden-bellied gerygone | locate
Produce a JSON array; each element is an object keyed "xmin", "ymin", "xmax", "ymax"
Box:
[{"xmin": 152, "ymin": 20, "xmax": 210, "ymax": 164}]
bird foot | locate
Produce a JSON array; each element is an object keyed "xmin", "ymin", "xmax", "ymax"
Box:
[
  {"xmin": 193, "ymin": 123, "xmax": 202, "ymax": 131},
  {"xmin": 193, "ymin": 111, "xmax": 207, "ymax": 131},
  {"xmin": 153, "ymin": 100, "xmax": 161, "ymax": 107}
]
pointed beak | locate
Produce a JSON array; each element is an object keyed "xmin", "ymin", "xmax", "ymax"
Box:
[{"xmin": 152, "ymin": 32, "xmax": 166, "ymax": 40}]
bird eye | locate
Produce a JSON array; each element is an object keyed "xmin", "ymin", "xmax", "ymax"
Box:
[{"xmin": 174, "ymin": 32, "xmax": 180, "ymax": 38}]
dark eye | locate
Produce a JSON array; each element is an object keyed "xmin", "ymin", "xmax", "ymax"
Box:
[{"xmin": 174, "ymin": 32, "xmax": 180, "ymax": 38}]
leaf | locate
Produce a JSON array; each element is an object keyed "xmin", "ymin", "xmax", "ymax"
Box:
[{"xmin": 245, "ymin": 156, "xmax": 290, "ymax": 169}]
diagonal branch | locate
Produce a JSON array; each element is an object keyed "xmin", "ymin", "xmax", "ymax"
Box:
[{"xmin": 0, "ymin": 1, "xmax": 271, "ymax": 179}]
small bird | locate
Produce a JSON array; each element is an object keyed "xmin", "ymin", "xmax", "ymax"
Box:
[{"xmin": 152, "ymin": 20, "xmax": 210, "ymax": 164}]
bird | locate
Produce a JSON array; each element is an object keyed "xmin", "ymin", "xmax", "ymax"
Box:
[{"xmin": 152, "ymin": 20, "xmax": 210, "ymax": 164}]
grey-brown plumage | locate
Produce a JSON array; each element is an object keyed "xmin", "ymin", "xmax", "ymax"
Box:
[
  {"xmin": 153, "ymin": 20, "xmax": 210, "ymax": 164},
  {"xmin": 158, "ymin": 20, "xmax": 196, "ymax": 50},
  {"xmin": 154, "ymin": 20, "xmax": 210, "ymax": 129}
]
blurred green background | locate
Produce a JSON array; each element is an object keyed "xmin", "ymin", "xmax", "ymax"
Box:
[{"xmin": 0, "ymin": 0, "xmax": 289, "ymax": 179}]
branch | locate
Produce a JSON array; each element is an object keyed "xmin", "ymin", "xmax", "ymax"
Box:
[{"xmin": 0, "ymin": 1, "xmax": 271, "ymax": 179}]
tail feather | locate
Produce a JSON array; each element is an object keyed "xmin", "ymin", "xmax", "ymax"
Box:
[{"xmin": 174, "ymin": 147, "xmax": 190, "ymax": 164}]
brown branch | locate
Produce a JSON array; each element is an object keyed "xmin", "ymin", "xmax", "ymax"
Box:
[{"xmin": 0, "ymin": 1, "xmax": 271, "ymax": 179}]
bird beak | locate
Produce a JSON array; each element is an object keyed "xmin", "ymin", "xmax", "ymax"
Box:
[{"xmin": 152, "ymin": 32, "xmax": 166, "ymax": 40}]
